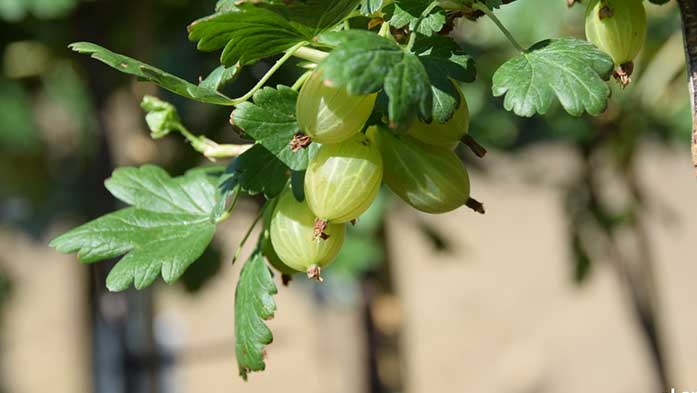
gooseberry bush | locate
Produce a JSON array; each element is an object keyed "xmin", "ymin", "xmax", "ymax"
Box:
[{"xmin": 49, "ymin": 0, "xmax": 671, "ymax": 379}]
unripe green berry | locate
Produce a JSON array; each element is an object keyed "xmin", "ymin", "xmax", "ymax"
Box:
[
  {"xmin": 305, "ymin": 133, "xmax": 383, "ymax": 223},
  {"xmin": 585, "ymin": 0, "xmax": 647, "ymax": 65},
  {"xmin": 270, "ymin": 189, "xmax": 345, "ymax": 274},
  {"xmin": 296, "ymin": 70, "xmax": 377, "ymax": 144},
  {"xmin": 370, "ymin": 126, "xmax": 470, "ymax": 214}
]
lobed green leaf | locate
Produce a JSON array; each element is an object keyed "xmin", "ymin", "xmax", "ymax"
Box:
[
  {"xmin": 492, "ymin": 38, "xmax": 614, "ymax": 117},
  {"xmin": 383, "ymin": 1, "xmax": 446, "ymax": 36},
  {"xmin": 319, "ymin": 30, "xmax": 433, "ymax": 128},
  {"xmin": 414, "ymin": 35, "xmax": 476, "ymax": 123},
  {"xmin": 220, "ymin": 144, "xmax": 290, "ymax": 199},
  {"xmin": 50, "ymin": 166, "xmax": 221, "ymax": 291},
  {"xmin": 235, "ymin": 252, "xmax": 277, "ymax": 379},
  {"xmin": 188, "ymin": 0, "xmax": 361, "ymax": 66},
  {"xmin": 231, "ymin": 85, "xmax": 317, "ymax": 171}
]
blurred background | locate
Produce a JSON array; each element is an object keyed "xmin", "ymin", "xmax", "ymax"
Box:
[{"xmin": 0, "ymin": 0, "xmax": 694, "ymax": 392}]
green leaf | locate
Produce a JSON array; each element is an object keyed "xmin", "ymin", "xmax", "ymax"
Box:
[
  {"xmin": 105, "ymin": 166, "xmax": 219, "ymax": 214},
  {"xmin": 50, "ymin": 166, "xmax": 220, "ymax": 291},
  {"xmin": 414, "ymin": 35, "xmax": 476, "ymax": 123},
  {"xmin": 384, "ymin": 2, "xmax": 445, "ymax": 36},
  {"xmin": 188, "ymin": 0, "xmax": 361, "ymax": 66},
  {"xmin": 492, "ymin": 38, "xmax": 614, "ymax": 117},
  {"xmin": 320, "ymin": 30, "xmax": 433, "ymax": 128},
  {"xmin": 384, "ymin": 53, "xmax": 432, "ymax": 128},
  {"xmin": 220, "ymin": 144, "xmax": 290, "ymax": 199},
  {"xmin": 231, "ymin": 85, "xmax": 316, "ymax": 171},
  {"xmin": 290, "ymin": 170, "xmax": 306, "ymax": 202},
  {"xmin": 0, "ymin": 78, "xmax": 39, "ymax": 152},
  {"xmin": 394, "ymin": 0, "xmax": 434, "ymax": 15},
  {"xmin": 360, "ymin": 0, "xmax": 384, "ymax": 15},
  {"xmin": 235, "ymin": 252, "xmax": 277, "ymax": 379},
  {"xmin": 69, "ymin": 42, "xmax": 238, "ymax": 106},
  {"xmin": 198, "ymin": 65, "xmax": 240, "ymax": 92},
  {"xmin": 215, "ymin": 0, "xmax": 238, "ymax": 12},
  {"xmin": 188, "ymin": 4, "xmax": 306, "ymax": 66},
  {"xmin": 140, "ymin": 96, "xmax": 181, "ymax": 139}
]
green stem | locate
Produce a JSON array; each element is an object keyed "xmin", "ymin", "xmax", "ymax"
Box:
[
  {"xmin": 174, "ymin": 124, "xmax": 252, "ymax": 160},
  {"xmin": 226, "ymin": 41, "xmax": 308, "ymax": 105},
  {"xmin": 216, "ymin": 185, "xmax": 241, "ymax": 224},
  {"xmin": 406, "ymin": 32, "xmax": 417, "ymax": 51},
  {"xmin": 232, "ymin": 207, "xmax": 267, "ymax": 265},
  {"xmin": 291, "ymin": 70, "xmax": 313, "ymax": 91},
  {"xmin": 406, "ymin": 1, "xmax": 439, "ymax": 52},
  {"xmin": 293, "ymin": 46, "xmax": 329, "ymax": 64},
  {"xmin": 472, "ymin": 2, "xmax": 526, "ymax": 53},
  {"xmin": 378, "ymin": 20, "xmax": 391, "ymax": 38}
]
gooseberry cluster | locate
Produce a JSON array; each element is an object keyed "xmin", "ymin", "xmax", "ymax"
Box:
[
  {"xmin": 52, "ymin": 0, "xmax": 678, "ymax": 379},
  {"xmin": 267, "ymin": 70, "xmax": 478, "ymax": 281}
]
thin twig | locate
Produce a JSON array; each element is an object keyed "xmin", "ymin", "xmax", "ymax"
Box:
[{"xmin": 472, "ymin": 2, "xmax": 526, "ymax": 53}]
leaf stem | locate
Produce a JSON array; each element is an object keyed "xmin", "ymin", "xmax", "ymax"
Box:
[
  {"xmin": 378, "ymin": 20, "xmax": 391, "ymax": 38},
  {"xmin": 472, "ymin": 2, "xmax": 526, "ymax": 53},
  {"xmin": 291, "ymin": 70, "xmax": 313, "ymax": 91},
  {"xmin": 406, "ymin": 32, "xmax": 417, "ymax": 52},
  {"xmin": 228, "ymin": 41, "xmax": 308, "ymax": 105},
  {"xmin": 293, "ymin": 46, "xmax": 329, "ymax": 64},
  {"xmin": 174, "ymin": 124, "xmax": 252, "ymax": 161},
  {"xmin": 232, "ymin": 207, "xmax": 267, "ymax": 265},
  {"xmin": 216, "ymin": 185, "xmax": 241, "ymax": 224},
  {"xmin": 406, "ymin": 1, "xmax": 439, "ymax": 52}
]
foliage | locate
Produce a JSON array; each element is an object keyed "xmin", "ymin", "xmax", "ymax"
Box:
[
  {"xmin": 235, "ymin": 251, "xmax": 277, "ymax": 379},
  {"xmin": 492, "ymin": 38, "xmax": 614, "ymax": 117},
  {"xmin": 40, "ymin": 0, "xmax": 681, "ymax": 380},
  {"xmin": 50, "ymin": 166, "xmax": 222, "ymax": 291}
]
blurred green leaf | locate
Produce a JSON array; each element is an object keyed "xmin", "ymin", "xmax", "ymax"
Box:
[
  {"xmin": 0, "ymin": 0, "xmax": 77, "ymax": 21},
  {"xmin": 0, "ymin": 79, "xmax": 38, "ymax": 152}
]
